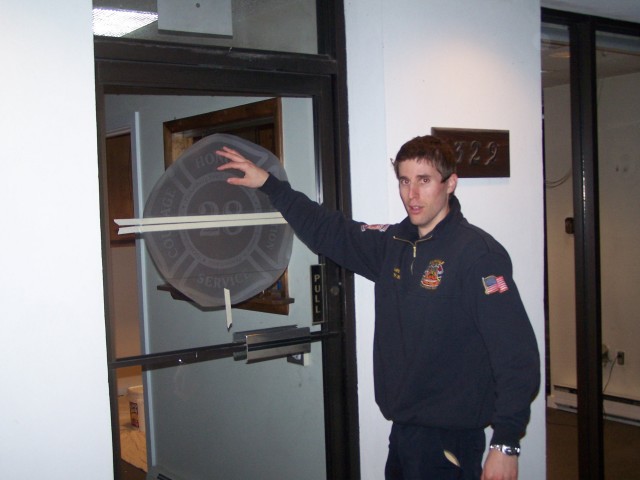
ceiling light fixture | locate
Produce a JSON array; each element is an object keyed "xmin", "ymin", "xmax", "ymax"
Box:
[{"xmin": 92, "ymin": 7, "xmax": 158, "ymax": 37}]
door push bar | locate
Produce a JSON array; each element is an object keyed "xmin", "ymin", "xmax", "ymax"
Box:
[{"xmin": 232, "ymin": 325, "xmax": 311, "ymax": 363}]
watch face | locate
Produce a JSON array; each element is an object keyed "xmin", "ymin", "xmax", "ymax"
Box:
[
  {"xmin": 504, "ymin": 446, "xmax": 520, "ymax": 456},
  {"xmin": 491, "ymin": 444, "xmax": 521, "ymax": 456},
  {"xmin": 143, "ymin": 133, "xmax": 293, "ymax": 308}
]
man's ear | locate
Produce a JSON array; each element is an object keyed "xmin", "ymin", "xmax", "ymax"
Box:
[{"xmin": 446, "ymin": 173, "xmax": 458, "ymax": 194}]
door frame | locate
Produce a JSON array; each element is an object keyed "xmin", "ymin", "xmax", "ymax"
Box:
[{"xmin": 94, "ymin": 2, "xmax": 360, "ymax": 478}]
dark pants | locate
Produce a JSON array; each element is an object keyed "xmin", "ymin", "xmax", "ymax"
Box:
[{"xmin": 385, "ymin": 423, "xmax": 485, "ymax": 480}]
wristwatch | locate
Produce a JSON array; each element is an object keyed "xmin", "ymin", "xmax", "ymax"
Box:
[{"xmin": 489, "ymin": 444, "xmax": 521, "ymax": 457}]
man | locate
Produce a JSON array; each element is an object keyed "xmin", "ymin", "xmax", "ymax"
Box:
[{"xmin": 217, "ymin": 135, "xmax": 539, "ymax": 480}]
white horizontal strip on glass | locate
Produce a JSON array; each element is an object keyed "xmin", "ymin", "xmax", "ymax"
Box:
[{"xmin": 116, "ymin": 212, "xmax": 286, "ymax": 235}]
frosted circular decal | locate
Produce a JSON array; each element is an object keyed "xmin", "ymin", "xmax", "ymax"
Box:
[{"xmin": 143, "ymin": 133, "xmax": 293, "ymax": 308}]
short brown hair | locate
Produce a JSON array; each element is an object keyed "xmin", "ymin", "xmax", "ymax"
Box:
[{"xmin": 392, "ymin": 135, "xmax": 456, "ymax": 181}]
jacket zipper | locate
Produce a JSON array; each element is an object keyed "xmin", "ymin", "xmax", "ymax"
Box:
[{"xmin": 393, "ymin": 235, "xmax": 433, "ymax": 274}]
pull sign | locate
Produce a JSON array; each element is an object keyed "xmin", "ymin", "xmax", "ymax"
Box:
[{"xmin": 311, "ymin": 265, "xmax": 325, "ymax": 324}]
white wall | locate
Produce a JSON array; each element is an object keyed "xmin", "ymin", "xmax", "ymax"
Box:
[
  {"xmin": 345, "ymin": 0, "xmax": 546, "ymax": 478},
  {"xmin": 0, "ymin": 1, "xmax": 113, "ymax": 479}
]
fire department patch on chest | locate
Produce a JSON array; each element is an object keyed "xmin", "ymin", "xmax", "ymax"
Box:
[{"xmin": 421, "ymin": 259, "xmax": 445, "ymax": 290}]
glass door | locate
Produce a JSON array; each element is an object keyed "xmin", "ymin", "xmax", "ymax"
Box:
[
  {"xmin": 542, "ymin": 22, "xmax": 580, "ymax": 480},
  {"xmin": 543, "ymin": 14, "xmax": 640, "ymax": 480},
  {"xmin": 105, "ymin": 94, "xmax": 326, "ymax": 480},
  {"xmin": 105, "ymin": 90, "xmax": 349, "ymax": 480},
  {"xmin": 595, "ymin": 29, "xmax": 640, "ymax": 479},
  {"xmin": 95, "ymin": 6, "xmax": 358, "ymax": 471}
]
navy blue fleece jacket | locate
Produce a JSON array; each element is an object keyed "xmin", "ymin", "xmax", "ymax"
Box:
[{"xmin": 260, "ymin": 174, "xmax": 540, "ymax": 447}]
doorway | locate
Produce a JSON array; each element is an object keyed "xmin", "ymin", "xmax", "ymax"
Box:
[
  {"xmin": 542, "ymin": 10, "xmax": 640, "ymax": 479},
  {"xmin": 94, "ymin": 2, "xmax": 358, "ymax": 479}
]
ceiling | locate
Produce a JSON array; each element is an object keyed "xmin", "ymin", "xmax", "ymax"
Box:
[
  {"xmin": 540, "ymin": 1, "xmax": 640, "ymax": 88},
  {"xmin": 541, "ymin": 0, "xmax": 640, "ymax": 24}
]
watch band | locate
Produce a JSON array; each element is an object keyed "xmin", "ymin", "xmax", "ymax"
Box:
[{"xmin": 489, "ymin": 444, "xmax": 521, "ymax": 456}]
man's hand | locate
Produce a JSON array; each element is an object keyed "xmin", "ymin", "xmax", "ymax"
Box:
[
  {"xmin": 216, "ymin": 146, "xmax": 270, "ymax": 188},
  {"xmin": 481, "ymin": 449, "xmax": 518, "ymax": 480}
]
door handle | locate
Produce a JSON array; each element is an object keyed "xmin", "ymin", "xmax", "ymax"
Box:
[{"xmin": 232, "ymin": 325, "xmax": 311, "ymax": 363}]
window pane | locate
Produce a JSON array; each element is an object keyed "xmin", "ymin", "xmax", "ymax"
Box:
[
  {"xmin": 93, "ymin": 0, "xmax": 318, "ymax": 54},
  {"xmin": 144, "ymin": 354, "xmax": 326, "ymax": 479},
  {"xmin": 596, "ymin": 29, "xmax": 640, "ymax": 480},
  {"xmin": 542, "ymin": 22, "xmax": 580, "ymax": 480},
  {"xmin": 105, "ymin": 94, "xmax": 319, "ymax": 353},
  {"xmin": 107, "ymin": 94, "xmax": 327, "ymax": 478}
]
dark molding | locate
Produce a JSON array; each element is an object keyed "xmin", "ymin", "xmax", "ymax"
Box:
[
  {"xmin": 94, "ymin": 37, "xmax": 338, "ymax": 76},
  {"xmin": 569, "ymin": 17, "xmax": 604, "ymax": 480}
]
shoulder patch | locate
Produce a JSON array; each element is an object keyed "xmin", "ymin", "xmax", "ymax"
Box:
[{"xmin": 361, "ymin": 223, "xmax": 390, "ymax": 232}]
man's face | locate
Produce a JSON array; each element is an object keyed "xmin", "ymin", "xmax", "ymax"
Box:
[{"xmin": 398, "ymin": 158, "xmax": 458, "ymax": 237}]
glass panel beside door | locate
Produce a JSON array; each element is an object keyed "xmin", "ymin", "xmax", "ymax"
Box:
[
  {"xmin": 542, "ymin": 22, "xmax": 580, "ymax": 480},
  {"xmin": 595, "ymin": 30, "xmax": 640, "ymax": 480}
]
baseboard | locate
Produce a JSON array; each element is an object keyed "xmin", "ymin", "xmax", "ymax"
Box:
[{"xmin": 548, "ymin": 385, "xmax": 640, "ymax": 426}]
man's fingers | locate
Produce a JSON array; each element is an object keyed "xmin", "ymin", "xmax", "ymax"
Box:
[
  {"xmin": 217, "ymin": 160, "xmax": 246, "ymax": 172},
  {"xmin": 214, "ymin": 146, "xmax": 269, "ymax": 188},
  {"xmin": 217, "ymin": 146, "xmax": 246, "ymax": 162}
]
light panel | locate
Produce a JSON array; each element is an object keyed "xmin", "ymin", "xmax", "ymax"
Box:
[{"xmin": 92, "ymin": 7, "xmax": 158, "ymax": 37}]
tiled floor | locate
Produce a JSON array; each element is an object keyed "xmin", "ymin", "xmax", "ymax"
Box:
[{"xmin": 546, "ymin": 407, "xmax": 640, "ymax": 479}]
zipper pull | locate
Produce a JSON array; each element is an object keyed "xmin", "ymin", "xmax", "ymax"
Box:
[{"xmin": 410, "ymin": 243, "xmax": 417, "ymax": 274}]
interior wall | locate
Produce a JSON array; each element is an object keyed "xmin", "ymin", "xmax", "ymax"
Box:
[
  {"xmin": 110, "ymin": 244, "xmax": 143, "ymax": 395},
  {"xmin": 345, "ymin": 0, "xmax": 546, "ymax": 478},
  {"xmin": 543, "ymin": 83, "xmax": 577, "ymax": 391},
  {"xmin": 545, "ymin": 71, "xmax": 640, "ymax": 403},
  {"xmin": 596, "ymin": 71, "xmax": 640, "ymax": 400},
  {"xmin": 110, "ymin": 246, "xmax": 140, "ymax": 359},
  {"xmin": 0, "ymin": 1, "xmax": 113, "ymax": 479}
]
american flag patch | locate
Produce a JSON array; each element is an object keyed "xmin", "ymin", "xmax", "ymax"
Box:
[
  {"xmin": 482, "ymin": 275, "xmax": 509, "ymax": 295},
  {"xmin": 361, "ymin": 224, "xmax": 390, "ymax": 232}
]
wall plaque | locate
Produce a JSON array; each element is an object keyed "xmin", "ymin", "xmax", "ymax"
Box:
[{"xmin": 431, "ymin": 127, "xmax": 510, "ymax": 178}]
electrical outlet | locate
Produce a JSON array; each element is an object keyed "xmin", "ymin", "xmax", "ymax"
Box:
[{"xmin": 616, "ymin": 351, "xmax": 625, "ymax": 366}]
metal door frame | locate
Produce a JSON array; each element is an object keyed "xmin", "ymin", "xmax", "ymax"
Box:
[{"xmin": 94, "ymin": 2, "xmax": 360, "ymax": 478}]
